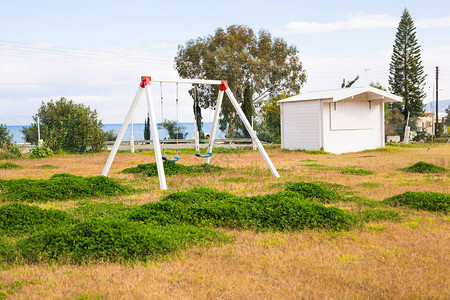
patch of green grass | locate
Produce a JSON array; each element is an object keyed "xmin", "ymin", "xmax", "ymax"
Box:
[
  {"xmin": 285, "ymin": 182, "xmax": 342, "ymax": 203},
  {"xmin": 383, "ymin": 191, "xmax": 449, "ymax": 213},
  {"xmin": 0, "ymin": 279, "xmax": 39, "ymax": 299},
  {"xmin": 128, "ymin": 187, "xmax": 356, "ymax": 231},
  {"xmin": 303, "ymin": 163, "xmax": 334, "ymax": 170},
  {"xmin": 341, "ymin": 167, "xmax": 374, "ymax": 176},
  {"xmin": 300, "ymin": 159, "xmax": 317, "ymax": 162},
  {"xmin": 341, "ymin": 196, "xmax": 383, "ymax": 208},
  {"xmin": 357, "ymin": 209, "xmax": 401, "ymax": 222},
  {"xmin": 120, "ymin": 161, "xmax": 224, "ymax": 177},
  {"xmin": 0, "ymin": 174, "xmax": 134, "ymax": 202},
  {"xmin": 401, "ymin": 161, "xmax": 447, "ymax": 174},
  {"xmin": 69, "ymin": 202, "xmax": 135, "ymax": 220},
  {"xmin": 0, "ymin": 162, "xmax": 22, "ymax": 169},
  {"xmin": 7, "ymin": 219, "xmax": 231, "ymax": 264},
  {"xmin": 357, "ymin": 182, "xmax": 382, "ymax": 188},
  {"xmin": 0, "ymin": 203, "xmax": 78, "ymax": 236},
  {"xmin": 33, "ymin": 164, "xmax": 59, "ymax": 169},
  {"xmin": 220, "ymin": 177, "xmax": 248, "ymax": 183}
]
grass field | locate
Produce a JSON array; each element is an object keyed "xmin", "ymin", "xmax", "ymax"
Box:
[{"xmin": 0, "ymin": 143, "xmax": 449, "ymax": 299}]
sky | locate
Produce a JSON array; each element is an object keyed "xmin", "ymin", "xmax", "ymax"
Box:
[{"xmin": 1, "ymin": 0, "xmax": 449, "ymax": 125}]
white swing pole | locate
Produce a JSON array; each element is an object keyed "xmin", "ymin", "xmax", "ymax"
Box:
[
  {"xmin": 205, "ymin": 90, "xmax": 224, "ymax": 164},
  {"xmin": 144, "ymin": 81, "xmax": 167, "ymax": 190},
  {"xmin": 102, "ymin": 86, "xmax": 144, "ymax": 176},
  {"xmin": 223, "ymin": 83, "xmax": 280, "ymax": 178}
]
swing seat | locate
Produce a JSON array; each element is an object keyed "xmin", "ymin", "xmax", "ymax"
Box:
[
  {"xmin": 162, "ymin": 156, "xmax": 180, "ymax": 162},
  {"xmin": 195, "ymin": 152, "xmax": 212, "ymax": 158}
]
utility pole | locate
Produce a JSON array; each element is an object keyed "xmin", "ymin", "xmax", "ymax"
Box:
[{"xmin": 435, "ymin": 66, "xmax": 439, "ymax": 136}]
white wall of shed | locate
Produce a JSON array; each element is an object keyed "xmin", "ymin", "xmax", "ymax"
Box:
[
  {"xmin": 280, "ymin": 101, "xmax": 321, "ymax": 150},
  {"xmin": 322, "ymin": 100, "xmax": 383, "ymax": 154}
]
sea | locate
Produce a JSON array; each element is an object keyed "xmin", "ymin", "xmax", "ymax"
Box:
[{"xmin": 6, "ymin": 122, "xmax": 226, "ymax": 144}]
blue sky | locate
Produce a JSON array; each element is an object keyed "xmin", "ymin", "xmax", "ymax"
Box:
[{"xmin": 1, "ymin": 0, "xmax": 449, "ymax": 125}]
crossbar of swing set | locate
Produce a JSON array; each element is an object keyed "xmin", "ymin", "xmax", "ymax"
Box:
[{"xmin": 145, "ymin": 77, "xmax": 223, "ymax": 85}]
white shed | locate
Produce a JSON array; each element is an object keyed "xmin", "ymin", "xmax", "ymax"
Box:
[{"xmin": 278, "ymin": 86, "xmax": 402, "ymax": 154}]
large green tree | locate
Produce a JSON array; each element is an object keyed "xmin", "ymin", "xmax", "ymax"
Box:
[
  {"xmin": 255, "ymin": 93, "xmax": 289, "ymax": 143},
  {"xmin": 388, "ymin": 8, "xmax": 426, "ymax": 119},
  {"xmin": 175, "ymin": 25, "xmax": 306, "ymax": 137},
  {"xmin": 21, "ymin": 97, "xmax": 105, "ymax": 152}
]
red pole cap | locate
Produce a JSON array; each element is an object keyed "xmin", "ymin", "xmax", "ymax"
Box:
[
  {"xmin": 219, "ymin": 80, "xmax": 229, "ymax": 91},
  {"xmin": 140, "ymin": 76, "xmax": 152, "ymax": 88}
]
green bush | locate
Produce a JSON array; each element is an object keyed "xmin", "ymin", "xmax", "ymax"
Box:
[
  {"xmin": 21, "ymin": 97, "xmax": 105, "ymax": 153},
  {"xmin": 357, "ymin": 209, "xmax": 401, "ymax": 222},
  {"xmin": 128, "ymin": 188, "xmax": 356, "ymax": 231},
  {"xmin": 285, "ymin": 182, "xmax": 342, "ymax": 203},
  {"xmin": 383, "ymin": 191, "xmax": 449, "ymax": 213},
  {"xmin": 0, "ymin": 174, "xmax": 133, "ymax": 202},
  {"xmin": 69, "ymin": 202, "xmax": 135, "ymax": 220},
  {"xmin": 0, "ymin": 162, "xmax": 22, "ymax": 169},
  {"xmin": 0, "ymin": 203, "xmax": 77, "ymax": 236},
  {"xmin": 29, "ymin": 144, "xmax": 53, "ymax": 158},
  {"xmin": 11, "ymin": 218, "xmax": 230, "ymax": 263},
  {"xmin": 120, "ymin": 161, "xmax": 224, "ymax": 176},
  {"xmin": 340, "ymin": 167, "xmax": 374, "ymax": 176},
  {"xmin": 401, "ymin": 161, "xmax": 447, "ymax": 173}
]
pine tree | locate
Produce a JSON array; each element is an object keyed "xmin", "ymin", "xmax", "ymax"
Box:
[
  {"xmin": 144, "ymin": 115, "xmax": 150, "ymax": 140},
  {"xmin": 389, "ymin": 8, "xmax": 426, "ymax": 119}
]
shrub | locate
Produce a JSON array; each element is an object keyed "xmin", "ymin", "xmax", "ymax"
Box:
[
  {"xmin": 120, "ymin": 161, "xmax": 224, "ymax": 176},
  {"xmin": 285, "ymin": 182, "xmax": 341, "ymax": 203},
  {"xmin": 383, "ymin": 191, "xmax": 449, "ymax": 213},
  {"xmin": 0, "ymin": 203, "xmax": 77, "ymax": 236},
  {"xmin": 0, "ymin": 124, "xmax": 13, "ymax": 146},
  {"xmin": 29, "ymin": 144, "xmax": 53, "ymax": 158},
  {"xmin": 70, "ymin": 202, "xmax": 135, "ymax": 220},
  {"xmin": 357, "ymin": 209, "xmax": 401, "ymax": 222},
  {"xmin": 21, "ymin": 97, "xmax": 105, "ymax": 153},
  {"xmin": 0, "ymin": 162, "xmax": 22, "ymax": 169},
  {"xmin": 11, "ymin": 218, "xmax": 230, "ymax": 263},
  {"xmin": 128, "ymin": 188, "xmax": 356, "ymax": 231},
  {"xmin": 0, "ymin": 174, "xmax": 133, "ymax": 202},
  {"xmin": 340, "ymin": 167, "xmax": 374, "ymax": 176},
  {"xmin": 401, "ymin": 161, "xmax": 447, "ymax": 173}
]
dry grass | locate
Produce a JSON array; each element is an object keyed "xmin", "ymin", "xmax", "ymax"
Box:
[{"xmin": 0, "ymin": 144, "xmax": 449, "ymax": 299}]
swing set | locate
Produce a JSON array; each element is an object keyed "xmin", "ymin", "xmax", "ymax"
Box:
[{"xmin": 101, "ymin": 76, "xmax": 280, "ymax": 190}]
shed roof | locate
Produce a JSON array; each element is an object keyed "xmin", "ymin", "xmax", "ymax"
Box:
[{"xmin": 277, "ymin": 86, "xmax": 402, "ymax": 104}]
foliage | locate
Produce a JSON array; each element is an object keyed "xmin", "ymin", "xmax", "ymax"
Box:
[
  {"xmin": 389, "ymin": 8, "xmax": 426, "ymax": 119},
  {"xmin": 341, "ymin": 75, "xmax": 359, "ymax": 88},
  {"xmin": 0, "ymin": 163, "xmax": 22, "ymax": 169},
  {"xmin": 144, "ymin": 115, "xmax": 150, "ymax": 140},
  {"xmin": 161, "ymin": 119, "xmax": 187, "ymax": 139},
  {"xmin": 401, "ymin": 161, "xmax": 447, "ymax": 174},
  {"xmin": 21, "ymin": 97, "xmax": 105, "ymax": 153},
  {"xmin": 120, "ymin": 161, "xmax": 224, "ymax": 176},
  {"xmin": 0, "ymin": 174, "xmax": 133, "ymax": 202},
  {"xmin": 445, "ymin": 105, "xmax": 450, "ymax": 127},
  {"xmin": 0, "ymin": 203, "xmax": 77, "ymax": 236},
  {"xmin": 175, "ymin": 25, "xmax": 306, "ymax": 137},
  {"xmin": 285, "ymin": 182, "xmax": 341, "ymax": 203},
  {"xmin": 340, "ymin": 167, "xmax": 374, "ymax": 176},
  {"xmin": 235, "ymin": 83, "xmax": 254, "ymax": 138},
  {"xmin": 128, "ymin": 187, "xmax": 356, "ymax": 231},
  {"xmin": 0, "ymin": 124, "xmax": 13, "ymax": 146},
  {"xmin": 256, "ymin": 93, "xmax": 287, "ymax": 143},
  {"xmin": 9, "ymin": 218, "xmax": 230, "ymax": 264},
  {"xmin": 69, "ymin": 202, "xmax": 135, "ymax": 220},
  {"xmin": 357, "ymin": 209, "xmax": 401, "ymax": 222},
  {"xmin": 29, "ymin": 143, "xmax": 54, "ymax": 158},
  {"xmin": 383, "ymin": 191, "xmax": 449, "ymax": 213},
  {"xmin": 104, "ymin": 130, "xmax": 117, "ymax": 141}
]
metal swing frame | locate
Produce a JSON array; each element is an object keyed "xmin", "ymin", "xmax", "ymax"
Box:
[{"xmin": 101, "ymin": 76, "xmax": 280, "ymax": 190}]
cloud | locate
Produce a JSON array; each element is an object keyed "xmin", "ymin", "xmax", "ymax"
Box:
[
  {"xmin": 276, "ymin": 14, "xmax": 450, "ymax": 35},
  {"xmin": 416, "ymin": 16, "xmax": 450, "ymax": 28}
]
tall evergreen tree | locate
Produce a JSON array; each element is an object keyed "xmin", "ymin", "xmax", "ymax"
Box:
[
  {"xmin": 388, "ymin": 8, "xmax": 426, "ymax": 119},
  {"xmin": 144, "ymin": 114, "xmax": 150, "ymax": 140}
]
